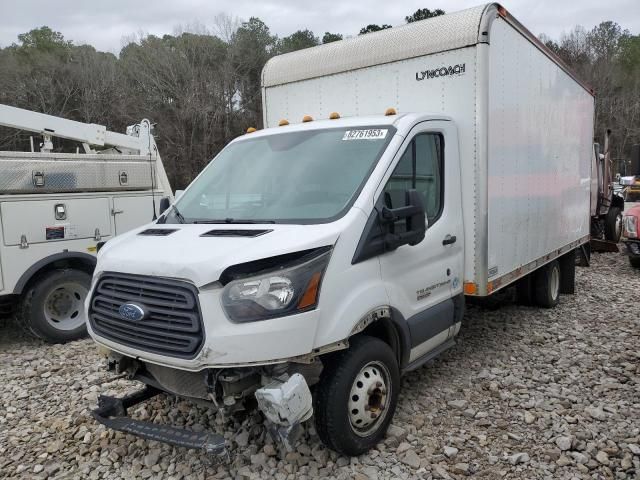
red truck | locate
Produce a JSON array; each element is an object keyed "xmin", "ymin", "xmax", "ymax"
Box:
[{"xmin": 622, "ymin": 203, "xmax": 640, "ymax": 268}]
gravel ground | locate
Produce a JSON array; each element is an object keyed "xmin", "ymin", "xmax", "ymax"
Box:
[{"xmin": 1, "ymin": 252, "xmax": 639, "ymax": 480}]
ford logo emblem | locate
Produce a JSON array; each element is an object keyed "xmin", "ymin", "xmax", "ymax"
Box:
[{"xmin": 118, "ymin": 303, "xmax": 147, "ymax": 322}]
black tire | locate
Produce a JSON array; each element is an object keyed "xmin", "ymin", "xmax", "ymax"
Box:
[
  {"xmin": 630, "ymin": 257, "xmax": 640, "ymax": 269},
  {"xmin": 313, "ymin": 335, "xmax": 400, "ymax": 456},
  {"xmin": 533, "ymin": 260, "xmax": 561, "ymax": 308},
  {"xmin": 605, "ymin": 207, "xmax": 623, "ymax": 242},
  {"xmin": 19, "ymin": 269, "xmax": 91, "ymax": 343}
]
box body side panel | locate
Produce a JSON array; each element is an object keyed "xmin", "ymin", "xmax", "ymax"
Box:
[{"xmin": 486, "ymin": 18, "xmax": 593, "ymax": 286}]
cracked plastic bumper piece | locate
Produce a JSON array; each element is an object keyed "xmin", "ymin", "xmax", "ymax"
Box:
[{"xmin": 92, "ymin": 385, "xmax": 226, "ymax": 454}]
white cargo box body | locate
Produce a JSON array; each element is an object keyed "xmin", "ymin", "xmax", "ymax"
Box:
[{"xmin": 262, "ymin": 3, "xmax": 593, "ymax": 295}]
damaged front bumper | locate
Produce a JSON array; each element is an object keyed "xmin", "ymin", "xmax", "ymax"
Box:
[
  {"xmin": 92, "ymin": 385, "xmax": 227, "ymax": 454},
  {"xmin": 91, "ymin": 369, "xmax": 314, "ymax": 454}
]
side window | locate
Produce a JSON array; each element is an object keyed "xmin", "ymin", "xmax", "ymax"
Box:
[{"xmin": 383, "ymin": 133, "xmax": 444, "ymax": 224}]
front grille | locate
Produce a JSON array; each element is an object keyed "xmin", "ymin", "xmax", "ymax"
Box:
[{"xmin": 89, "ymin": 273, "xmax": 204, "ymax": 359}]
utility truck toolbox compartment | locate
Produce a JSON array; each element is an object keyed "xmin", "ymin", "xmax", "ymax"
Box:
[
  {"xmin": 1, "ymin": 198, "xmax": 112, "ymax": 245},
  {"xmin": 0, "ymin": 152, "xmax": 157, "ymax": 193}
]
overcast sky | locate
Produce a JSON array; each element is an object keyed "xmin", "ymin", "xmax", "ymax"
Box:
[{"xmin": 1, "ymin": 0, "xmax": 639, "ymax": 53}]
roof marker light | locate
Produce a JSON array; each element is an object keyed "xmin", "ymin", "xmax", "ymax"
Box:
[
  {"xmin": 385, "ymin": 108, "xmax": 397, "ymax": 116},
  {"xmin": 246, "ymin": 127, "xmax": 257, "ymax": 133},
  {"xmin": 302, "ymin": 115, "xmax": 314, "ymax": 123},
  {"xmin": 329, "ymin": 112, "xmax": 340, "ymax": 119},
  {"xmin": 278, "ymin": 119, "xmax": 290, "ymax": 126}
]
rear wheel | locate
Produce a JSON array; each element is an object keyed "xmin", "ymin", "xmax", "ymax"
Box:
[
  {"xmin": 605, "ymin": 207, "xmax": 623, "ymax": 242},
  {"xmin": 313, "ymin": 335, "xmax": 399, "ymax": 455},
  {"xmin": 533, "ymin": 260, "xmax": 561, "ymax": 308},
  {"xmin": 630, "ymin": 257, "xmax": 640, "ymax": 269},
  {"xmin": 19, "ymin": 269, "xmax": 91, "ymax": 343}
]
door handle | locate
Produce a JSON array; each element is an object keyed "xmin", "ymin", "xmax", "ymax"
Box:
[{"xmin": 442, "ymin": 234, "xmax": 457, "ymax": 246}]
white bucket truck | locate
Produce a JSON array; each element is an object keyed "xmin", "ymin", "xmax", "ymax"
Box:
[
  {"xmin": 0, "ymin": 105, "xmax": 172, "ymax": 342},
  {"xmin": 89, "ymin": 3, "xmax": 594, "ymax": 455}
]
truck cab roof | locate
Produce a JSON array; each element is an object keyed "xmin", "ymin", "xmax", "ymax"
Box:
[{"xmin": 239, "ymin": 113, "xmax": 452, "ymax": 141}]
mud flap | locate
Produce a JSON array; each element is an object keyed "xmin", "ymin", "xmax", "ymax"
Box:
[{"xmin": 92, "ymin": 386, "xmax": 226, "ymax": 455}]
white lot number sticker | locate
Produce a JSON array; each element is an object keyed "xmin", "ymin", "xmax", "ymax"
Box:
[{"xmin": 342, "ymin": 129, "xmax": 388, "ymax": 141}]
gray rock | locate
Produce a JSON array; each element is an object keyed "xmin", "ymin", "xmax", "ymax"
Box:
[
  {"xmin": 250, "ymin": 452, "xmax": 267, "ymax": 465},
  {"xmin": 401, "ymin": 450, "xmax": 421, "ymax": 469},
  {"xmin": 235, "ymin": 430, "xmax": 250, "ymax": 447},
  {"xmin": 444, "ymin": 446, "xmax": 459, "ymax": 458},
  {"xmin": 143, "ymin": 450, "xmax": 160, "ymax": 468},
  {"xmin": 569, "ymin": 451, "xmax": 588, "ymax": 464},
  {"xmin": 507, "ymin": 452, "xmax": 530, "ymax": 465},
  {"xmin": 555, "ymin": 436, "xmax": 572, "ymax": 451},
  {"xmin": 451, "ymin": 462, "xmax": 469, "ymax": 475},
  {"xmin": 386, "ymin": 424, "xmax": 407, "ymax": 441},
  {"xmin": 596, "ymin": 451, "xmax": 609, "ymax": 465},
  {"xmin": 447, "ymin": 399, "xmax": 468, "ymax": 409},
  {"xmin": 585, "ymin": 406, "xmax": 606, "ymax": 421}
]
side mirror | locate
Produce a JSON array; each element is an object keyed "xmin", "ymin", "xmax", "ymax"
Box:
[
  {"xmin": 158, "ymin": 197, "xmax": 171, "ymax": 215},
  {"xmin": 379, "ymin": 189, "xmax": 427, "ymax": 250},
  {"xmin": 175, "ymin": 189, "xmax": 185, "ymax": 200},
  {"xmin": 351, "ymin": 189, "xmax": 427, "ymax": 265}
]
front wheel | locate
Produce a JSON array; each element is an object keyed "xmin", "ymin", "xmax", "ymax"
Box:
[
  {"xmin": 313, "ymin": 335, "xmax": 400, "ymax": 456},
  {"xmin": 630, "ymin": 257, "xmax": 640, "ymax": 269},
  {"xmin": 19, "ymin": 269, "xmax": 91, "ymax": 343}
]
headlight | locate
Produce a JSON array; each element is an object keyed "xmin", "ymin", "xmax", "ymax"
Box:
[
  {"xmin": 623, "ymin": 215, "xmax": 638, "ymax": 238},
  {"xmin": 221, "ymin": 248, "xmax": 331, "ymax": 322}
]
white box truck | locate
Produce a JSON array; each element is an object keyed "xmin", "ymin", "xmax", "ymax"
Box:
[
  {"xmin": 89, "ymin": 3, "xmax": 594, "ymax": 456},
  {"xmin": 0, "ymin": 105, "xmax": 172, "ymax": 343}
]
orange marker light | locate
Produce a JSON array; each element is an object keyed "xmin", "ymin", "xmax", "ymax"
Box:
[
  {"xmin": 385, "ymin": 108, "xmax": 397, "ymax": 116},
  {"xmin": 302, "ymin": 115, "xmax": 314, "ymax": 123},
  {"xmin": 329, "ymin": 112, "xmax": 341, "ymax": 119},
  {"xmin": 463, "ymin": 282, "xmax": 477, "ymax": 295},
  {"xmin": 298, "ymin": 272, "xmax": 322, "ymax": 309},
  {"xmin": 278, "ymin": 119, "xmax": 290, "ymax": 126},
  {"xmin": 498, "ymin": 6, "xmax": 507, "ymax": 17},
  {"xmin": 246, "ymin": 127, "xmax": 257, "ymax": 133}
]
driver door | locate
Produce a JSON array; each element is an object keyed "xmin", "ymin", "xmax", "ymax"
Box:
[{"xmin": 377, "ymin": 121, "xmax": 463, "ymax": 365}]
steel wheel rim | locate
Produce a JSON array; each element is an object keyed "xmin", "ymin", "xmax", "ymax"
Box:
[
  {"xmin": 43, "ymin": 282, "xmax": 88, "ymax": 331},
  {"xmin": 348, "ymin": 361, "xmax": 392, "ymax": 437},
  {"xmin": 550, "ymin": 266, "xmax": 560, "ymax": 300}
]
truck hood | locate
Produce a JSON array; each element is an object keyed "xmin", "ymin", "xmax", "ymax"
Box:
[{"xmin": 96, "ymin": 222, "xmax": 342, "ymax": 287}]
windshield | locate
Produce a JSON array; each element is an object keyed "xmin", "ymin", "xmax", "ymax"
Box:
[{"xmin": 165, "ymin": 126, "xmax": 395, "ymax": 224}]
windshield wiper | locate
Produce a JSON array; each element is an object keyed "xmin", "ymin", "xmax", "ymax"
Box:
[
  {"xmin": 171, "ymin": 205, "xmax": 186, "ymax": 224},
  {"xmin": 193, "ymin": 218, "xmax": 276, "ymax": 224}
]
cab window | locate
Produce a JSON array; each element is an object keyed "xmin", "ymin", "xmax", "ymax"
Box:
[{"xmin": 383, "ymin": 133, "xmax": 444, "ymax": 224}]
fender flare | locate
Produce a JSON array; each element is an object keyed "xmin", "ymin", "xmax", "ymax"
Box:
[
  {"xmin": 13, "ymin": 252, "xmax": 96, "ymax": 294},
  {"xmin": 351, "ymin": 306, "xmax": 412, "ymax": 369}
]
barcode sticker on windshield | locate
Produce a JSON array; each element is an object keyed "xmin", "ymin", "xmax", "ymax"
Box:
[{"xmin": 342, "ymin": 129, "xmax": 388, "ymax": 141}]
